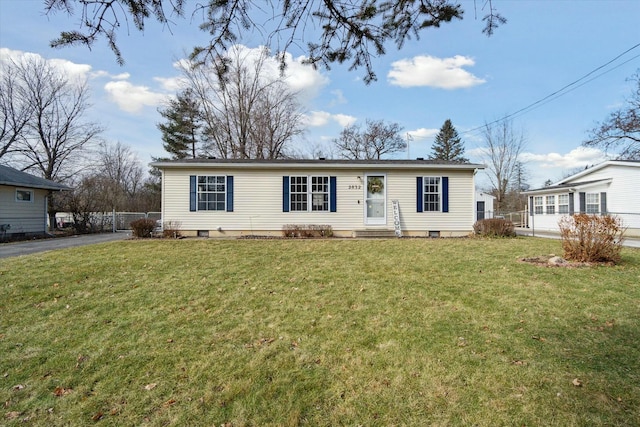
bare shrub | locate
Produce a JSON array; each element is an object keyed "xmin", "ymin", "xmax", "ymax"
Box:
[
  {"xmin": 282, "ymin": 224, "xmax": 333, "ymax": 238},
  {"xmin": 162, "ymin": 220, "xmax": 182, "ymax": 238},
  {"xmin": 473, "ymin": 218, "xmax": 516, "ymax": 237},
  {"xmin": 558, "ymin": 214, "xmax": 625, "ymax": 264},
  {"xmin": 130, "ymin": 218, "xmax": 156, "ymax": 238}
]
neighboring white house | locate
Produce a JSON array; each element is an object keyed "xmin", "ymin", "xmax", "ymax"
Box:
[
  {"xmin": 475, "ymin": 190, "xmax": 496, "ymax": 221},
  {"xmin": 523, "ymin": 160, "xmax": 640, "ymax": 237},
  {"xmin": 0, "ymin": 165, "xmax": 70, "ymax": 238},
  {"xmin": 151, "ymin": 159, "xmax": 485, "ymax": 238}
]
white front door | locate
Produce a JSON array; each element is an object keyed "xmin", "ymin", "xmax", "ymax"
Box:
[{"xmin": 365, "ymin": 174, "xmax": 386, "ymax": 225}]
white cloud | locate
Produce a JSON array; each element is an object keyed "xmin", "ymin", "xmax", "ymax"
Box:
[
  {"xmin": 104, "ymin": 80, "xmax": 167, "ymax": 113},
  {"xmin": 304, "ymin": 111, "xmax": 357, "ymax": 128},
  {"xmin": 304, "ymin": 111, "xmax": 332, "ymax": 127},
  {"xmin": 329, "ymin": 89, "xmax": 347, "ymax": 106},
  {"xmin": 91, "ymin": 70, "xmax": 130, "ymax": 80},
  {"xmin": 154, "ymin": 76, "xmax": 185, "ymax": 92},
  {"xmin": 519, "ymin": 146, "xmax": 609, "ymax": 170},
  {"xmin": 388, "ymin": 55, "xmax": 486, "ymax": 89},
  {"xmin": 408, "ymin": 127, "xmax": 439, "ymax": 140},
  {"xmin": 0, "ymin": 47, "xmax": 92, "ymax": 83},
  {"xmin": 333, "ymin": 114, "xmax": 357, "ymax": 127}
]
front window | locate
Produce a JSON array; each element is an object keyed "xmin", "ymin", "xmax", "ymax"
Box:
[
  {"xmin": 546, "ymin": 195, "xmax": 555, "ymax": 214},
  {"xmin": 558, "ymin": 194, "xmax": 569, "ymax": 214},
  {"xmin": 311, "ymin": 176, "xmax": 329, "ymax": 211},
  {"xmin": 423, "ymin": 177, "xmax": 441, "ymax": 212},
  {"xmin": 290, "ymin": 176, "xmax": 329, "ymax": 212},
  {"xmin": 534, "ymin": 196, "xmax": 543, "ymax": 215},
  {"xmin": 586, "ymin": 193, "xmax": 599, "ymax": 214},
  {"xmin": 197, "ymin": 176, "xmax": 226, "ymax": 211},
  {"xmin": 16, "ymin": 189, "xmax": 33, "ymax": 202}
]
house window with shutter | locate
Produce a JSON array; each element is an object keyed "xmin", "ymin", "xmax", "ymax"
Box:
[
  {"xmin": 197, "ymin": 176, "xmax": 226, "ymax": 211},
  {"xmin": 423, "ymin": 177, "xmax": 441, "ymax": 212},
  {"xmin": 586, "ymin": 193, "xmax": 600, "ymax": 214},
  {"xmin": 285, "ymin": 176, "xmax": 336, "ymax": 212}
]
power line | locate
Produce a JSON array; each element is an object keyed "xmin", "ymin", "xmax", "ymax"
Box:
[{"xmin": 461, "ymin": 42, "xmax": 640, "ymax": 137}]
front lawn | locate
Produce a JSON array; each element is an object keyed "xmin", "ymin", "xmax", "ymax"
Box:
[{"xmin": 1, "ymin": 238, "xmax": 639, "ymax": 426}]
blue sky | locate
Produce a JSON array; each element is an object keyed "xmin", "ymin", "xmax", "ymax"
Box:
[{"xmin": 1, "ymin": 0, "xmax": 639, "ymax": 188}]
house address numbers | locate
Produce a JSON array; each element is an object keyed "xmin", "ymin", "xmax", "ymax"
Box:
[{"xmin": 348, "ymin": 184, "xmax": 362, "ymax": 190}]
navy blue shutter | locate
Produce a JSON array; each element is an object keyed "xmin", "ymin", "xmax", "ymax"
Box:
[
  {"xmin": 600, "ymin": 192, "xmax": 607, "ymax": 214},
  {"xmin": 416, "ymin": 177, "xmax": 423, "ymax": 212},
  {"xmin": 569, "ymin": 193, "xmax": 575, "ymax": 215},
  {"xmin": 442, "ymin": 177, "xmax": 449, "ymax": 213},
  {"xmin": 283, "ymin": 176, "xmax": 290, "ymax": 212},
  {"xmin": 329, "ymin": 176, "xmax": 337, "ymax": 212},
  {"xmin": 579, "ymin": 192, "xmax": 586, "ymax": 213},
  {"xmin": 226, "ymin": 176, "xmax": 234, "ymax": 212},
  {"xmin": 189, "ymin": 175, "xmax": 197, "ymax": 212}
]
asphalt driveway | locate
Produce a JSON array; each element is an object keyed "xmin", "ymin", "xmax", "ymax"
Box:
[{"xmin": 0, "ymin": 232, "xmax": 130, "ymax": 259}]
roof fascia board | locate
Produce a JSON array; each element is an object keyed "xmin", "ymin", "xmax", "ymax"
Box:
[
  {"xmin": 523, "ymin": 178, "xmax": 613, "ymax": 195},
  {"xmin": 151, "ymin": 161, "xmax": 485, "ymax": 171}
]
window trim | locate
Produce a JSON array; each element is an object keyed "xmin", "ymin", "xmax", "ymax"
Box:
[
  {"xmin": 196, "ymin": 175, "xmax": 227, "ymax": 212},
  {"xmin": 533, "ymin": 196, "xmax": 543, "ymax": 215},
  {"xmin": 545, "ymin": 195, "xmax": 555, "ymax": 214},
  {"xmin": 558, "ymin": 193, "xmax": 569, "ymax": 214},
  {"xmin": 15, "ymin": 188, "xmax": 34, "ymax": 203},
  {"xmin": 422, "ymin": 176, "xmax": 442, "ymax": 212},
  {"xmin": 288, "ymin": 175, "xmax": 331, "ymax": 212},
  {"xmin": 586, "ymin": 192, "xmax": 600, "ymax": 214}
]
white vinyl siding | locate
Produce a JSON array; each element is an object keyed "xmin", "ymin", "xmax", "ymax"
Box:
[{"xmin": 160, "ymin": 167, "xmax": 477, "ymax": 234}]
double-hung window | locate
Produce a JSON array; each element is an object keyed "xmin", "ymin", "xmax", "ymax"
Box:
[
  {"xmin": 197, "ymin": 176, "xmax": 226, "ymax": 211},
  {"xmin": 311, "ymin": 176, "xmax": 329, "ymax": 211},
  {"xmin": 423, "ymin": 177, "xmax": 441, "ymax": 212},
  {"xmin": 288, "ymin": 176, "xmax": 330, "ymax": 212},
  {"xmin": 290, "ymin": 176, "xmax": 308, "ymax": 211},
  {"xmin": 534, "ymin": 196, "xmax": 543, "ymax": 215},
  {"xmin": 558, "ymin": 194, "xmax": 569, "ymax": 214},
  {"xmin": 586, "ymin": 193, "xmax": 600, "ymax": 214},
  {"xmin": 546, "ymin": 195, "xmax": 555, "ymax": 214}
]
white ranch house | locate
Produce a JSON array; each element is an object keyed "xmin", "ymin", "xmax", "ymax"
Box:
[
  {"xmin": 0, "ymin": 165, "xmax": 70, "ymax": 238},
  {"xmin": 523, "ymin": 160, "xmax": 640, "ymax": 237},
  {"xmin": 152, "ymin": 159, "xmax": 485, "ymax": 238}
]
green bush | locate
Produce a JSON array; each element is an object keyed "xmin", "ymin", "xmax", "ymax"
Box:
[
  {"xmin": 130, "ymin": 218, "xmax": 156, "ymax": 238},
  {"xmin": 473, "ymin": 218, "xmax": 516, "ymax": 238},
  {"xmin": 558, "ymin": 214, "xmax": 625, "ymax": 263},
  {"xmin": 282, "ymin": 224, "xmax": 333, "ymax": 238}
]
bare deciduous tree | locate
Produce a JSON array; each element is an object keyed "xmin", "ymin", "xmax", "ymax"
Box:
[
  {"xmin": 182, "ymin": 46, "xmax": 305, "ymax": 159},
  {"xmin": 0, "ymin": 62, "xmax": 31, "ymax": 158},
  {"xmin": 583, "ymin": 71, "xmax": 640, "ymax": 160},
  {"xmin": 481, "ymin": 119, "xmax": 527, "ymax": 213},
  {"xmin": 96, "ymin": 141, "xmax": 146, "ymax": 211},
  {"xmin": 333, "ymin": 119, "xmax": 406, "ymax": 160},
  {"xmin": 5, "ymin": 55, "xmax": 103, "ymax": 181}
]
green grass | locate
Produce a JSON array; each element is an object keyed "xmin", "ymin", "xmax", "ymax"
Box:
[{"xmin": 1, "ymin": 238, "xmax": 639, "ymax": 426}]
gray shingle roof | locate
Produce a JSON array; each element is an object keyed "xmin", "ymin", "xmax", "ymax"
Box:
[{"xmin": 0, "ymin": 165, "xmax": 71, "ymax": 191}]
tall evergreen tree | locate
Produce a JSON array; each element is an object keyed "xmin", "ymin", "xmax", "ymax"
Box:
[
  {"xmin": 157, "ymin": 88, "xmax": 201, "ymax": 159},
  {"xmin": 430, "ymin": 119, "xmax": 468, "ymax": 162}
]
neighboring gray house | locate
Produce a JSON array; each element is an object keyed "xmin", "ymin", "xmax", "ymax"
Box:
[
  {"xmin": 523, "ymin": 160, "xmax": 640, "ymax": 237},
  {"xmin": 0, "ymin": 165, "xmax": 70, "ymax": 238}
]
